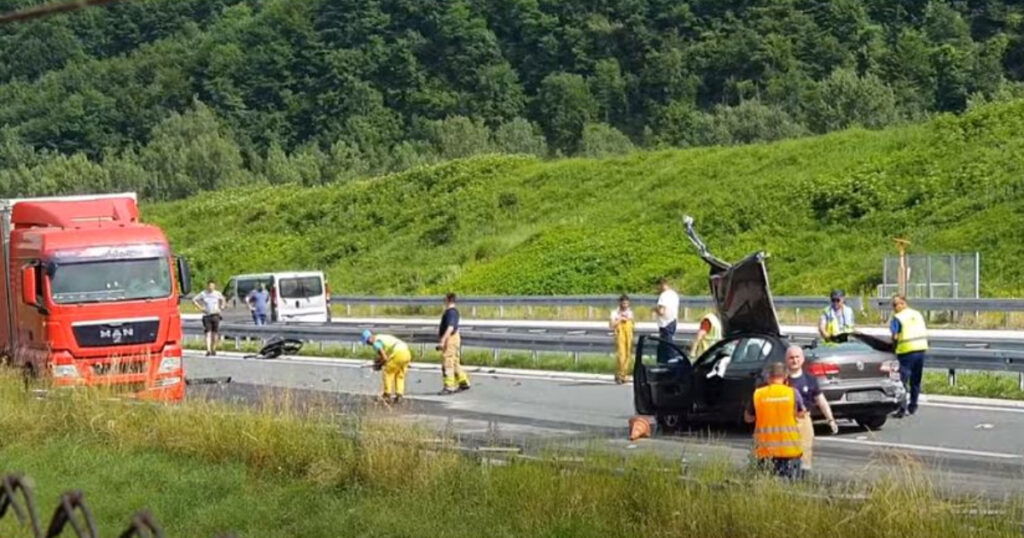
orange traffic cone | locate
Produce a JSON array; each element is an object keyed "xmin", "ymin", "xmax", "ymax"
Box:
[{"xmin": 628, "ymin": 415, "xmax": 652, "ymax": 441}]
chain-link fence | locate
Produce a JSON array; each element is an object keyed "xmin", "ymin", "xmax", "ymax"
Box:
[{"xmin": 877, "ymin": 253, "xmax": 980, "ymax": 299}]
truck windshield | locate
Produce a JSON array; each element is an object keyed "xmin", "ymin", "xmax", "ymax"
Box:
[{"xmin": 50, "ymin": 258, "xmax": 172, "ymax": 304}]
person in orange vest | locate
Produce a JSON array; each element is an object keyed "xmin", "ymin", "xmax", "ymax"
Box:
[
  {"xmin": 744, "ymin": 361, "xmax": 805, "ymax": 479},
  {"xmin": 609, "ymin": 294, "xmax": 635, "ymax": 384}
]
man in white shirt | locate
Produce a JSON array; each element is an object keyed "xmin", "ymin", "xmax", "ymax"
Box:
[
  {"xmin": 192, "ymin": 280, "xmax": 226, "ymax": 356},
  {"xmin": 655, "ymin": 278, "xmax": 680, "ymax": 363}
]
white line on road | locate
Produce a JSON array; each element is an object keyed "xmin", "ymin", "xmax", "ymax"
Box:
[{"xmin": 818, "ymin": 437, "xmax": 1023, "ymax": 460}]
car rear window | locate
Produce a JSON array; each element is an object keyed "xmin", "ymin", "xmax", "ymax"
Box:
[
  {"xmin": 279, "ymin": 276, "xmax": 324, "ymax": 299},
  {"xmin": 237, "ymin": 278, "xmax": 273, "ymax": 299}
]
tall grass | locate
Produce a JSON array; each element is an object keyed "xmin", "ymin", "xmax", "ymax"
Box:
[{"xmin": 0, "ymin": 372, "xmax": 1020, "ymax": 536}]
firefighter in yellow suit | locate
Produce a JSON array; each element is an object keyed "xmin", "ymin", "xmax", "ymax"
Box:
[
  {"xmin": 744, "ymin": 361, "xmax": 805, "ymax": 479},
  {"xmin": 362, "ymin": 329, "xmax": 412, "ymax": 404},
  {"xmin": 609, "ymin": 295, "xmax": 635, "ymax": 384}
]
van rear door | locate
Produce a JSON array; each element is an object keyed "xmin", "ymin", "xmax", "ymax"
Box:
[{"xmin": 276, "ymin": 274, "xmax": 328, "ymax": 322}]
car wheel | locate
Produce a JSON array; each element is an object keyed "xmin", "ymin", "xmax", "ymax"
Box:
[
  {"xmin": 656, "ymin": 413, "xmax": 685, "ymax": 433},
  {"xmin": 855, "ymin": 415, "xmax": 887, "ymax": 430}
]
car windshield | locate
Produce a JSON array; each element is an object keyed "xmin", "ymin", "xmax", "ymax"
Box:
[
  {"xmin": 279, "ymin": 276, "xmax": 323, "ymax": 299},
  {"xmin": 50, "ymin": 257, "xmax": 172, "ymax": 304}
]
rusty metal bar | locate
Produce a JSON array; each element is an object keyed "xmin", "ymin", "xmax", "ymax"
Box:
[
  {"xmin": 0, "ymin": 0, "xmax": 126, "ymax": 25},
  {"xmin": 118, "ymin": 510, "xmax": 166, "ymax": 538},
  {"xmin": 44, "ymin": 490, "xmax": 99, "ymax": 538},
  {"xmin": 0, "ymin": 473, "xmax": 44, "ymax": 538}
]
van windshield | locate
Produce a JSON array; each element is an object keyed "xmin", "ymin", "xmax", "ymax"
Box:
[
  {"xmin": 279, "ymin": 276, "xmax": 323, "ymax": 299},
  {"xmin": 50, "ymin": 258, "xmax": 173, "ymax": 304}
]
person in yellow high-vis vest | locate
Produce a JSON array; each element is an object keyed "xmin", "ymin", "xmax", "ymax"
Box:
[
  {"xmin": 609, "ymin": 295, "xmax": 635, "ymax": 384},
  {"xmin": 744, "ymin": 362, "xmax": 805, "ymax": 479},
  {"xmin": 362, "ymin": 329, "xmax": 412, "ymax": 404},
  {"xmin": 689, "ymin": 312, "xmax": 722, "ymax": 359},
  {"xmin": 890, "ymin": 295, "xmax": 928, "ymax": 417},
  {"xmin": 818, "ymin": 289, "xmax": 855, "ymax": 342}
]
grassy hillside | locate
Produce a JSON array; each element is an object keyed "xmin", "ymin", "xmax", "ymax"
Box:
[{"xmin": 147, "ymin": 100, "xmax": 1024, "ymax": 296}]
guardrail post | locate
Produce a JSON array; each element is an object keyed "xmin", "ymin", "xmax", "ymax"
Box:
[
  {"xmin": 1019, "ymin": 372, "xmax": 1024, "ymax": 392},
  {"xmin": 234, "ymin": 337, "xmax": 240, "ymax": 350},
  {"xmin": 492, "ymin": 348, "xmax": 499, "ymax": 365},
  {"xmin": 499, "ymin": 305, "xmax": 504, "ymax": 318},
  {"xmin": 531, "ymin": 349, "xmax": 538, "ymax": 365},
  {"xmin": 587, "ymin": 306, "xmax": 593, "ymax": 319},
  {"xmin": 572, "ymin": 351, "xmax": 580, "ymax": 365},
  {"xmin": 947, "ymin": 368, "xmax": 957, "ymax": 387},
  {"xmin": 346, "ymin": 303, "xmax": 351, "ymax": 316},
  {"xmin": 472, "ymin": 306, "xmax": 477, "ymax": 317},
  {"xmin": 370, "ymin": 304, "xmax": 375, "ymax": 316}
]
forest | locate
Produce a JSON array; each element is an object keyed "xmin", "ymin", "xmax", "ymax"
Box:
[{"xmin": 1, "ymin": 0, "xmax": 1022, "ymax": 199}]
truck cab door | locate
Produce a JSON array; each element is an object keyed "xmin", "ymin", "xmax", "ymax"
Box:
[{"xmin": 633, "ymin": 335, "xmax": 692, "ymax": 415}]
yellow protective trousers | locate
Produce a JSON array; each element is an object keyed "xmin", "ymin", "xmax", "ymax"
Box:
[
  {"xmin": 382, "ymin": 348, "xmax": 412, "ymax": 396},
  {"xmin": 442, "ymin": 332, "xmax": 470, "ymax": 389},
  {"xmin": 614, "ymin": 322, "xmax": 634, "ymax": 382}
]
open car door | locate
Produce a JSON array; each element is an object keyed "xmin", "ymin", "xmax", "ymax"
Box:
[
  {"xmin": 683, "ymin": 217, "xmax": 781, "ymax": 338},
  {"xmin": 633, "ymin": 335, "xmax": 693, "ymax": 415}
]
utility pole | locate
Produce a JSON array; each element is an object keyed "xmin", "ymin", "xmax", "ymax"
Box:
[{"xmin": 893, "ymin": 238, "xmax": 911, "ymax": 297}]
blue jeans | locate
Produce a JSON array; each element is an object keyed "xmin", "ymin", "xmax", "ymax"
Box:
[
  {"xmin": 757, "ymin": 457, "xmax": 802, "ymax": 480},
  {"xmin": 898, "ymin": 351, "xmax": 925, "ymax": 413},
  {"xmin": 657, "ymin": 320, "xmax": 677, "ymax": 364},
  {"xmin": 252, "ymin": 312, "xmax": 268, "ymax": 326}
]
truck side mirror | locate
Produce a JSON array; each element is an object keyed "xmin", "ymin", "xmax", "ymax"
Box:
[
  {"xmin": 176, "ymin": 257, "xmax": 192, "ymax": 296},
  {"xmin": 21, "ymin": 265, "xmax": 37, "ymax": 305}
]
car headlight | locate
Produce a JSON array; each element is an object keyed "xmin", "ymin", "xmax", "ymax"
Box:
[
  {"xmin": 158, "ymin": 356, "xmax": 181, "ymax": 374},
  {"xmin": 53, "ymin": 365, "xmax": 79, "ymax": 378}
]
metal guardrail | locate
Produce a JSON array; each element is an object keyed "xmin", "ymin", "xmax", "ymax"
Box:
[
  {"xmin": 184, "ymin": 320, "xmax": 1024, "ymax": 381},
  {"xmin": 328, "ymin": 294, "xmax": 858, "ymax": 311}
]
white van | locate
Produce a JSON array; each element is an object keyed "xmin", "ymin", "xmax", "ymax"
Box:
[{"xmin": 224, "ymin": 271, "xmax": 331, "ymax": 323}]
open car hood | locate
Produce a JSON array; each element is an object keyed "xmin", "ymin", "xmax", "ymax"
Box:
[{"xmin": 683, "ymin": 217, "xmax": 781, "ymax": 338}]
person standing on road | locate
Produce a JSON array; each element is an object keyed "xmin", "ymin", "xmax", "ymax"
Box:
[
  {"xmin": 654, "ymin": 278, "xmax": 680, "ymax": 363},
  {"xmin": 362, "ymin": 329, "xmax": 412, "ymax": 404},
  {"xmin": 193, "ymin": 280, "xmax": 226, "ymax": 356},
  {"xmin": 819, "ymin": 289, "xmax": 855, "ymax": 342},
  {"xmin": 438, "ymin": 293, "xmax": 470, "ymax": 395},
  {"xmin": 609, "ymin": 294, "xmax": 635, "ymax": 384},
  {"xmin": 744, "ymin": 361, "xmax": 805, "ymax": 479},
  {"xmin": 246, "ymin": 283, "xmax": 271, "ymax": 326},
  {"xmin": 689, "ymin": 311, "xmax": 722, "ymax": 359},
  {"xmin": 890, "ymin": 295, "xmax": 928, "ymax": 417},
  {"xmin": 784, "ymin": 345, "xmax": 838, "ymax": 473}
]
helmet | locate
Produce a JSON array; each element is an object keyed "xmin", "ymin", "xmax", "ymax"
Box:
[{"xmin": 360, "ymin": 329, "xmax": 373, "ymax": 345}]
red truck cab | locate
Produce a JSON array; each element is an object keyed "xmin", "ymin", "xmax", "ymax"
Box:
[{"xmin": 0, "ymin": 193, "xmax": 191, "ymax": 401}]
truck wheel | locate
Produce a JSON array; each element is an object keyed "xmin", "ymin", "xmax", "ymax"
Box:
[{"xmin": 855, "ymin": 415, "xmax": 887, "ymax": 430}]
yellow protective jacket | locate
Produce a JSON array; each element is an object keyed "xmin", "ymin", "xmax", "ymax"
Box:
[
  {"xmin": 894, "ymin": 308, "xmax": 928, "ymax": 355},
  {"xmin": 752, "ymin": 383, "xmax": 803, "ymax": 459}
]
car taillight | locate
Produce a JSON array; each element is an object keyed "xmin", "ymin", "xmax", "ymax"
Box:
[
  {"xmin": 808, "ymin": 362, "xmax": 840, "ymax": 377},
  {"xmin": 879, "ymin": 360, "xmax": 899, "ymax": 373}
]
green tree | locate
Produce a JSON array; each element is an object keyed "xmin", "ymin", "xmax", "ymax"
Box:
[
  {"xmin": 491, "ymin": 118, "xmax": 547, "ymax": 156},
  {"xmin": 537, "ymin": 73, "xmax": 598, "ymax": 155},
  {"xmin": 139, "ymin": 101, "xmax": 249, "ymax": 199},
  {"xmin": 807, "ymin": 68, "xmax": 899, "ymax": 132},
  {"xmin": 580, "ymin": 123, "xmax": 634, "ymax": 157},
  {"xmin": 590, "ymin": 58, "xmax": 627, "ymax": 125},
  {"xmin": 426, "ymin": 116, "xmax": 494, "ymax": 160}
]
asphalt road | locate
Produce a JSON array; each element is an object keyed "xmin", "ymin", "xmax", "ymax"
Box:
[{"xmin": 184, "ymin": 351, "xmax": 1024, "ymax": 499}]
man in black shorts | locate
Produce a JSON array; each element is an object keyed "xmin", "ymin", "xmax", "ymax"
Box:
[{"xmin": 193, "ymin": 280, "xmax": 226, "ymax": 356}]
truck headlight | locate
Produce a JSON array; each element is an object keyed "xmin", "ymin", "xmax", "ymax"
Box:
[
  {"xmin": 155, "ymin": 376, "xmax": 182, "ymax": 387},
  {"xmin": 158, "ymin": 356, "xmax": 181, "ymax": 374},
  {"xmin": 53, "ymin": 365, "xmax": 79, "ymax": 378}
]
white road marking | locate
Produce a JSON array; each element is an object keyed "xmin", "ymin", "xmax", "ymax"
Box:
[
  {"xmin": 818, "ymin": 437, "xmax": 1022, "ymax": 460},
  {"xmin": 921, "ymin": 402, "xmax": 1024, "ymax": 414}
]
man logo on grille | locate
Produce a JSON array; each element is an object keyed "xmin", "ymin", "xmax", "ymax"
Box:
[{"xmin": 100, "ymin": 326, "xmax": 134, "ymax": 344}]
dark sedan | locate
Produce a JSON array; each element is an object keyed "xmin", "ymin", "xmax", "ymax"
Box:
[{"xmin": 633, "ymin": 218, "xmax": 905, "ymax": 431}]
